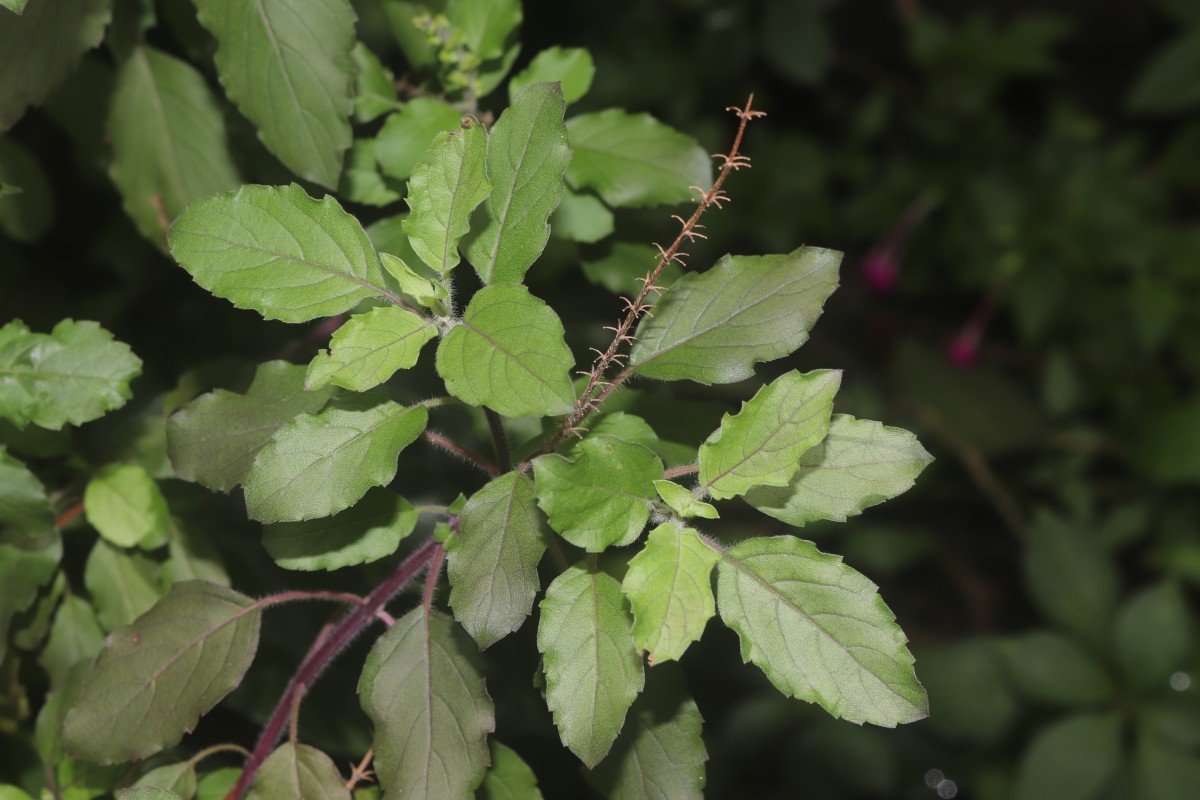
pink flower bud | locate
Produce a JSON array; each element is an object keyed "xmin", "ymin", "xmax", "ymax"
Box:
[{"xmin": 862, "ymin": 246, "xmax": 899, "ymax": 294}]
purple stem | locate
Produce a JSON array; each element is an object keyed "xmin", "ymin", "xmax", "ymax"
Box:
[{"xmin": 227, "ymin": 537, "xmax": 438, "ymax": 800}]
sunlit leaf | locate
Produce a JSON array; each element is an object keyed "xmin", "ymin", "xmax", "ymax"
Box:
[
  {"xmin": 306, "ymin": 306, "xmax": 436, "ymax": 392},
  {"xmin": 63, "ymin": 581, "xmax": 262, "ymax": 764},
  {"xmin": 84, "ymin": 463, "xmax": 170, "ymax": 548},
  {"xmin": 83, "ymin": 540, "xmax": 162, "ymax": 632},
  {"xmin": 374, "ymin": 98, "xmax": 462, "ymax": 181},
  {"xmin": 715, "ymin": 536, "xmax": 927, "ymax": 727}
]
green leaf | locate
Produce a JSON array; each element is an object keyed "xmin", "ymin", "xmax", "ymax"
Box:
[
  {"xmin": 622, "ymin": 524, "xmax": 718, "ymax": 664},
  {"xmin": 352, "ymin": 42, "xmax": 400, "ymax": 122},
  {"xmin": 262, "ymin": 488, "xmax": 416, "ymax": 571},
  {"xmin": 629, "ymin": 247, "xmax": 841, "ymax": 383},
  {"xmin": 168, "ymin": 184, "xmax": 399, "ymax": 323},
  {"xmin": 63, "ymin": 581, "xmax": 262, "ymax": 764},
  {"xmin": 359, "ymin": 607, "xmax": 494, "ymax": 800},
  {"xmin": 587, "ymin": 412, "xmax": 660, "ymax": 451},
  {"xmin": 0, "ymin": 446, "xmax": 53, "ymax": 530},
  {"xmin": 534, "ymin": 435, "xmax": 661, "ymax": 551},
  {"xmin": 1012, "ymin": 713, "xmax": 1121, "ymax": 800},
  {"xmin": 167, "ymin": 360, "xmax": 337, "ymax": 493},
  {"xmin": 448, "ymin": 472, "xmax": 547, "ymax": 648},
  {"xmin": 83, "ymin": 540, "xmax": 162, "ymax": 631},
  {"xmin": 1115, "ymin": 581, "xmax": 1190, "ymax": 691},
  {"xmin": 1134, "ymin": 400, "xmax": 1200, "ymax": 484},
  {"xmin": 1128, "ymin": 33, "xmax": 1200, "ymax": 115},
  {"xmin": 337, "ymin": 139, "xmax": 402, "ymax": 207},
  {"xmin": 375, "ymin": 98, "xmax": 463, "ymax": 181},
  {"xmin": 745, "ymin": 414, "xmax": 933, "ymax": 526},
  {"xmin": 1001, "ymin": 630, "xmax": 1116, "ymax": 707},
  {"xmin": 566, "ymin": 109, "xmax": 711, "ymax": 208},
  {"xmin": 583, "ymin": 664, "xmax": 706, "ymax": 800},
  {"xmin": 653, "ymin": 480, "xmax": 718, "ymax": 520},
  {"xmin": 537, "ymin": 561, "xmax": 644, "ymax": 768},
  {"xmin": 195, "ymin": 769, "xmax": 239, "ymax": 800},
  {"xmin": 1025, "ymin": 512, "xmax": 1119, "ymax": 647},
  {"xmin": 39, "ymin": 596, "xmax": 104, "ymax": 689},
  {"xmin": 83, "ymin": 463, "xmax": 170, "ymax": 548},
  {"xmin": 118, "ymin": 789, "xmax": 184, "ymax": 800},
  {"xmin": 133, "ymin": 761, "xmax": 197, "ymax": 798},
  {"xmin": 34, "ymin": 657, "xmax": 90, "ymax": 763},
  {"xmin": 916, "ymin": 639, "xmax": 1016, "ymax": 745},
  {"xmin": 0, "ymin": 0, "xmax": 29, "ymax": 15},
  {"xmin": 0, "ymin": 319, "xmax": 142, "ymax": 430},
  {"xmin": 1137, "ymin": 735, "xmax": 1200, "ymax": 800},
  {"xmin": 478, "ymin": 741, "xmax": 544, "ymax": 800},
  {"xmin": 0, "ymin": 0, "xmax": 112, "ymax": 129},
  {"xmin": 582, "ymin": 242, "xmax": 681, "ymax": 296},
  {"xmin": 247, "ymin": 742, "xmax": 351, "ymax": 800},
  {"xmin": 0, "ymin": 523, "xmax": 59, "ymax": 663},
  {"xmin": 245, "ymin": 397, "xmax": 427, "ymax": 523},
  {"xmin": 306, "ymin": 307, "xmax": 436, "ymax": 392},
  {"xmin": 463, "ymin": 82, "xmax": 570, "ymax": 285},
  {"xmin": 0, "ymin": 135, "xmax": 51, "ymax": 241},
  {"xmin": 436, "ymin": 285, "xmax": 575, "ymax": 417},
  {"xmin": 760, "ymin": 0, "xmax": 835, "ymax": 85},
  {"xmin": 699, "ymin": 370, "xmax": 841, "ymax": 500},
  {"xmin": 715, "ymin": 536, "xmax": 927, "ymax": 727},
  {"xmin": 193, "ymin": 0, "xmax": 354, "ymax": 187},
  {"xmin": 404, "ymin": 119, "xmax": 490, "ymax": 278},
  {"xmin": 509, "ymin": 47, "xmax": 594, "ymax": 104},
  {"xmin": 109, "ymin": 46, "xmax": 241, "ymax": 244},
  {"xmin": 446, "ymin": 0, "xmax": 521, "ymax": 61},
  {"xmin": 163, "ymin": 516, "xmax": 230, "ymax": 587},
  {"xmin": 379, "ymin": 252, "xmax": 450, "ymax": 313},
  {"xmin": 550, "ymin": 188, "xmax": 613, "ymax": 244}
]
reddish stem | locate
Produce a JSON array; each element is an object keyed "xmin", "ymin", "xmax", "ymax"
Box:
[
  {"xmin": 422, "ymin": 431, "xmax": 501, "ymax": 476},
  {"xmin": 227, "ymin": 538, "xmax": 439, "ymax": 800},
  {"xmin": 56, "ymin": 501, "xmax": 84, "ymax": 529},
  {"xmin": 662, "ymin": 464, "xmax": 699, "ymax": 479}
]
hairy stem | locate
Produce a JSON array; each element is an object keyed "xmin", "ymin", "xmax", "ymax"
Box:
[
  {"xmin": 484, "ymin": 407, "xmax": 512, "ymax": 472},
  {"xmin": 542, "ymin": 96, "xmax": 764, "ymax": 454},
  {"xmin": 422, "ymin": 430, "xmax": 501, "ymax": 476},
  {"xmin": 227, "ymin": 538, "xmax": 439, "ymax": 800},
  {"xmin": 662, "ymin": 463, "xmax": 700, "ymax": 479}
]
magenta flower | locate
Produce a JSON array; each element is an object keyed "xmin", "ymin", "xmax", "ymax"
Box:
[{"xmin": 860, "ymin": 192, "xmax": 937, "ymax": 295}]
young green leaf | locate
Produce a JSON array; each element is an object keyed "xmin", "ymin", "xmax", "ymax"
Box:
[
  {"xmin": 0, "ymin": 0, "xmax": 112, "ymax": 129},
  {"xmin": 583, "ymin": 664, "xmax": 707, "ymax": 800},
  {"xmin": 0, "ymin": 319, "xmax": 142, "ymax": 430},
  {"xmin": 108, "ymin": 46, "xmax": 240, "ymax": 243},
  {"xmin": 262, "ymin": 488, "xmax": 417, "ymax": 571},
  {"xmin": 550, "ymin": 188, "xmax": 614, "ymax": 243},
  {"xmin": 351, "ymin": 42, "xmax": 400, "ymax": 122},
  {"xmin": 436, "ymin": 285, "xmax": 575, "ymax": 417},
  {"xmin": 305, "ymin": 306, "xmax": 436, "ymax": 392},
  {"xmin": 629, "ymin": 247, "xmax": 841, "ymax": 384},
  {"xmin": 463, "ymin": 82, "xmax": 571, "ymax": 285},
  {"xmin": 533, "ymin": 435, "xmax": 662, "ymax": 551},
  {"xmin": 699, "ymin": 370, "xmax": 841, "ymax": 500},
  {"xmin": 537, "ymin": 561, "xmax": 645, "ymax": 768},
  {"xmin": 509, "ymin": 47, "xmax": 595, "ymax": 104},
  {"xmin": 478, "ymin": 741, "xmax": 544, "ymax": 800},
  {"xmin": 654, "ymin": 480, "xmax": 719, "ymax": 520},
  {"xmin": 566, "ymin": 109, "xmax": 711, "ymax": 207},
  {"xmin": 83, "ymin": 540, "xmax": 161, "ymax": 632},
  {"xmin": 193, "ymin": 0, "xmax": 354, "ymax": 188},
  {"xmin": 1114, "ymin": 581, "xmax": 1190, "ymax": 691},
  {"xmin": 168, "ymin": 184, "xmax": 399, "ymax": 323},
  {"xmin": 715, "ymin": 536, "xmax": 927, "ymax": 727},
  {"xmin": 246, "ymin": 742, "xmax": 351, "ymax": 800},
  {"xmin": 745, "ymin": 414, "xmax": 933, "ymax": 525},
  {"xmin": 446, "ymin": 0, "xmax": 522, "ymax": 61},
  {"xmin": 63, "ymin": 581, "xmax": 262, "ymax": 764},
  {"xmin": 84, "ymin": 463, "xmax": 170, "ymax": 549},
  {"xmin": 39, "ymin": 596, "xmax": 104, "ymax": 689},
  {"xmin": 622, "ymin": 524, "xmax": 718, "ymax": 664},
  {"xmin": 374, "ymin": 98, "xmax": 463, "ymax": 181},
  {"xmin": 1011, "ymin": 713, "xmax": 1122, "ymax": 800},
  {"xmin": 448, "ymin": 472, "xmax": 547, "ymax": 648},
  {"xmin": 244, "ymin": 397, "xmax": 428, "ymax": 523},
  {"xmin": 404, "ymin": 120, "xmax": 490, "ymax": 278},
  {"xmin": 359, "ymin": 607, "xmax": 495, "ymax": 800}
]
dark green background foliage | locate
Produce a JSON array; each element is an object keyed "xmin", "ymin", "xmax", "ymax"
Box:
[{"xmin": 3, "ymin": 0, "xmax": 1200, "ymax": 799}]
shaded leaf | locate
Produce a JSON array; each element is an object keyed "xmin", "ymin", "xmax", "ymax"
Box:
[
  {"xmin": 538, "ymin": 561, "xmax": 644, "ymax": 768},
  {"xmin": 715, "ymin": 536, "xmax": 927, "ymax": 726},
  {"xmin": 0, "ymin": 135, "xmax": 51, "ymax": 241},
  {"xmin": 0, "ymin": 497, "xmax": 59, "ymax": 661},
  {"xmin": 1115, "ymin": 581, "xmax": 1190, "ymax": 691},
  {"xmin": 509, "ymin": 47, "xmax": 594, "ymax": 104},
  {"xmin": 464, "ymin": 82, "xmax": 570, "ymax": 285},
  {"xmin": 1135, "ymin": 400, "xmax": 1200, "ymax": 484},
  {"xmin": 247, "ymin": 742, "xmax": 351, "ymax": 800},
  {"xmin": 478, "ymin": 741, "xmax": 543, "ymax": 800},
  {"xmin": 118, "ymin": 789, "xmax": 184, "ymax": 800},
  {"xmin": 745, "ymin": 414, "xmax": 933, "ymax": 526},
  {"xmin": 162, "ymin": 516, "xmax": 229, "ymax": 587},
  {"xmin": 337, "ymin": 139, "xmax": 402, "ymax": 207},
  {"xmin": 359, "ymin": 607, "xmax": 495, "ymax": 800},
  {"xmin": 1128, "ymin": 32, "xmax": 1200, "ymax": 115},
  {"xmin": 1001, "ymin": 630, "xmax": 1116, "ymax": 707},
  {"xmin": 534, "ymin": 435, "xmax": 661, "ymax": 551},
  {"xmin": 1025, "ymin": 512, "xmax": 1118, "ymax": 647},
  {"xmin": 699, "ymin": 370, "xmax": 841, "ymax": 500},
  {"xmin": 168, "ymin": 184, "xmax": 398, "ymax": 323},
  {"xmin": 194, "ymin": 0, "xmax": 354, "ymax": 187},
  {"xmin": 83, "ymin": 540, "xmax": 162, "ymax": 631},
  {"xmin": 63, "ymin": 581, "xmax": 262, "ymax": 764},
  {"xmin": 584, "ymin": 664, "xmax": 706, "ymax": 800},
  {"xmin": 375, "ymin": 98, "xmax": 463, "ymax": 181},
  {"xmin": 109, "ymin": 46, "xmax": 240, "ymax": 244},
  {"xmin": 132, "ymin": 761, "xmax": 197, "ymax": 798},
  {"xmin": 263, "ymin": 488, "xmax": 416, "ymax": 571},
  {"xmin": 448, "ymin": 473, "xmax": 546, "ymax": 648},
  {"xmin": 306, "ymin": 306, "xmax": 436, "ymax": 392},
  {"xmin": 84, "ymin": 463, "xmax": 170, "ymax": 548},
  {"xmin": 917, "ymin": 639, "xmax": 1016, "ymax": 745},
  {"xmin": 629, "ymin": 247, "xmax": 841, "ymax": 384},
  {"xmin": 167, "ymin": 360, "xmax": 337, "ymax": 493},
  {"xmin": 436, "ymin": 285, "xmax": 575, "ymax": 417},
  {"xmin": 550, "ymin": 188, "xmax": 613, "ymax": 243},
  {"xmin": 404, "ymin": 119, "xmax": 490, "ymax": 278},
  {"xmin": 582, "ymin": 242, "xmax": 680, "ymax": 296},
  {"xmin": 0, "ymin": 0, "xmax": 112, "ymax": 129},
  {"xmin": 244, "ymin": 397, "xmax": 427, "ymax": 523},
  {"xmin": 0, "ymin": 319, "xmax": 142, "ymax": 430},
  {"xmin": 0, "ymin": 446, "xmax": 53, "ymax": 530},
  {"xmin": 39, "ymin": 595, "xmax": 104, "ymax": 689},
  {"xmin": 566, "ymin": 109, "xmax": 710, "ymax": 207},
  {"xmin": 352, "ymin": 42, "xmax": 400, "ymax": 122},
  {"xmin": 622, "ymin": 524, "xmax": 718, "ymax": 664},
  {"xmin": 1012, "ymin": 713, "xmax": 1121, "ymax": 800}
]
